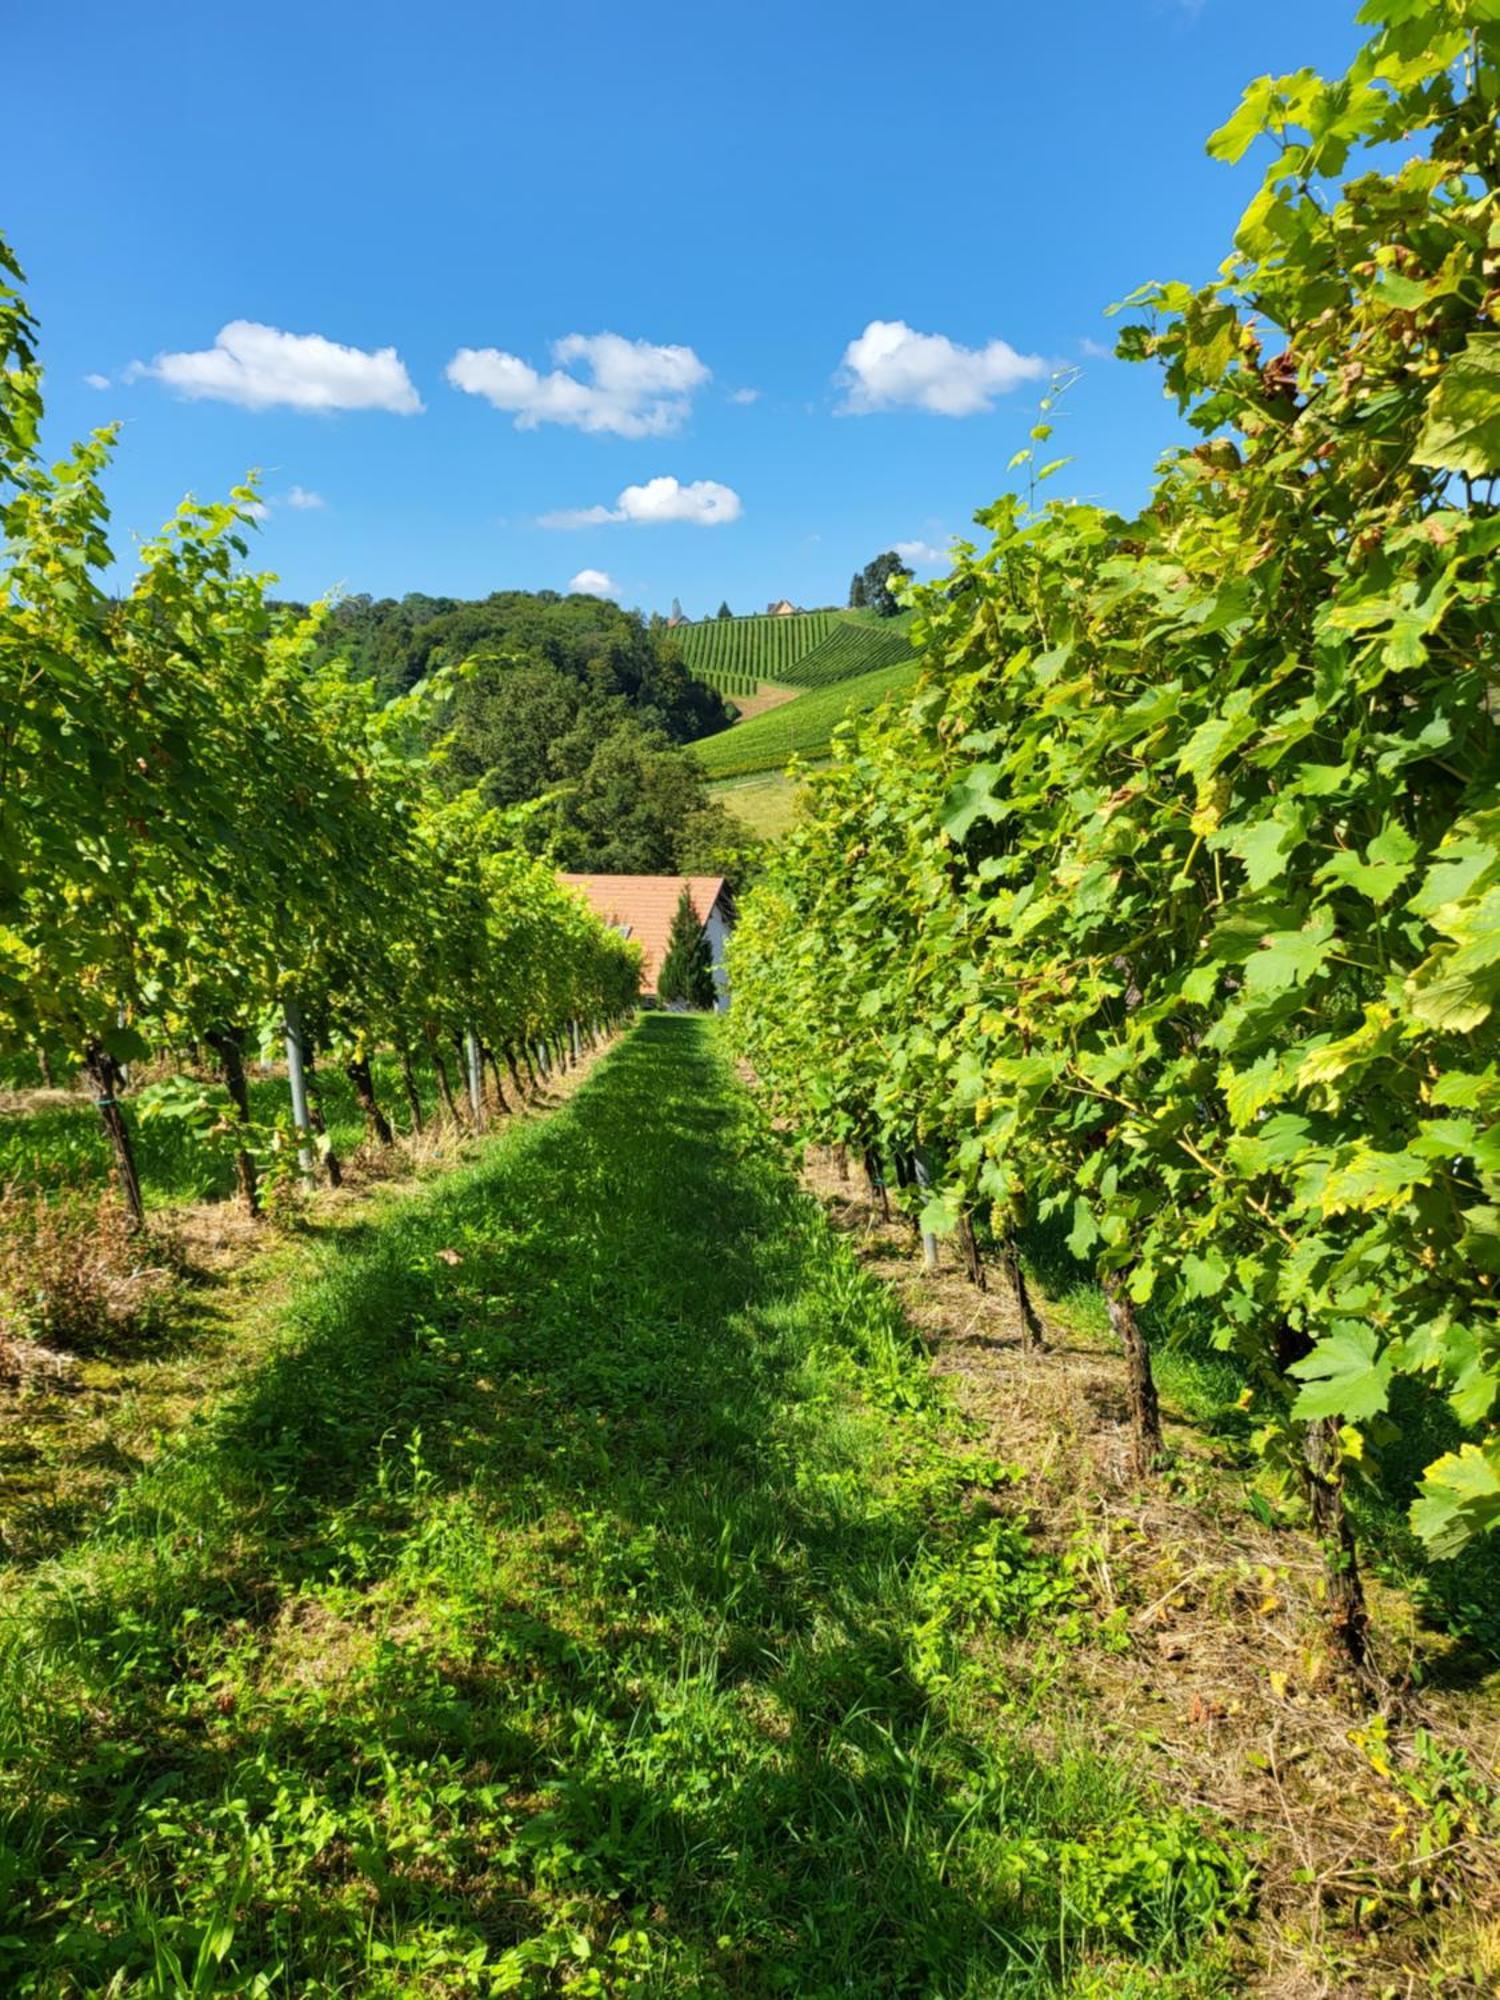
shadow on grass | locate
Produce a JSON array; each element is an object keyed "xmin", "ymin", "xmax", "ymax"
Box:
[{"xmin": 0, "ymin": 1019, "xmax": 1230, "ymax": 1996}]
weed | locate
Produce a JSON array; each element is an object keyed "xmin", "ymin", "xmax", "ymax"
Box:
[{"xmin": 0, "ymin": 1185, "xmax": 181, "ymax": 1368}]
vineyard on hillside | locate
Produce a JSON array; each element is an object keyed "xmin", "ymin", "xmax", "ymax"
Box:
[
  {"xmin": 683, "ymin": 664, "xmax": 763, "ymax": 702},
  {"xmin": 673, "ymin": 608, "xmax": 917, "ymax": 698},
  {"xmin": 731, "ymin": 0, "xmax": 1500, "ymax": 1662},
  {"xmin": 692, "ymin": 658, "xmax": 920, "ymax": 779},
  {"xmin": 5, "ymin": 4, "xmax": 1500, "ymax": 1992},
  {"xmin": 783, "ymin": 613, "xmax": 918, "ymax": 687},
  {"xmin": 673, "ymin": 609, "xmax": 838, "ymax": 683}
]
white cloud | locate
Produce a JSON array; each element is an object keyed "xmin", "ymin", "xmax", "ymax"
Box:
[
  {"xmin": 84, "ymin": 371, "xmax": 111, "ymax": 390},
  {"xmin": 542, "ymin": 504, "xmax": 618, "ymax": 529},
  {"xmin": 240, "ymin": 486, "xmax": 327, "ymax": 521},
  {"xmin": 540, "ymin": 475, "xmax": 742, "ymax": 530},
  {"xmin": 447, "ymin": 332, "xmax": 708, "ymax": 437},
  {"xmin": 616, "ymin": 476, "xmax": 740, "ymax": 525},
  {"xmin": 893, "ymin": 538, "xmax": 948, "ymax": 568},
  {"xmin": 1079, "ymin": 335, "xmax": 1113, "ymax": 360},
  {"xmin": 728, "ymin": 386, "xmax": 760, "ymax": 405},
  {"xmin": 129, "ymin": 321, "xmax": 423, "ymax": 414},
  {"xmin": 568, "ymin": 568, "xmax": 618, "ymax": 598},
  {"xmin": 836, "ymin": 318, "xmax": 1047, "ymax": 416}
]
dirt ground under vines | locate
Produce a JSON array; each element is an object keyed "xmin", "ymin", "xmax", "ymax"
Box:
[{"xmin": 797, "ymin": 1144, "xmax": 1500, "ymax": 1999}]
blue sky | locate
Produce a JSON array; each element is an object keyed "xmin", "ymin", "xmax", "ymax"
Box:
[{"xmin": 11, "ymin": 0, "xmax": 1365, "ymax": 620}]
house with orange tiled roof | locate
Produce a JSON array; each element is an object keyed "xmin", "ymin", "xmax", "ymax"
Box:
[{"xmin": 559, "ymin": 874, "xmax": 733, "ymax": 1010}]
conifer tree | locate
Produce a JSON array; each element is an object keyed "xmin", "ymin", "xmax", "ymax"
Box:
[{"xmin": 657, "ymin": 885, "xmax": 716, "ymax": 1009}]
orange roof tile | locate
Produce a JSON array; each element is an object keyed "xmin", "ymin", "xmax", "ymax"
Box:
[{"xmin": 559, "ymin": 874, "xmax": 728, "ymax": 996}]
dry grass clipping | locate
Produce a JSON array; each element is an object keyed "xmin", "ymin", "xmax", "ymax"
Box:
[{"xmin": 797, "ymin": 1142, "xmax": 1500, "ymax": 1998}]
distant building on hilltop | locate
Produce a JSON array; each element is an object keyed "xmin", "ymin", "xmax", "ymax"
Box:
[
  {"xmin": 667, "ymin": 597, "xmax": 689, "ymax": 627},
  {"xmin": 559, "ymin": 873, "xmax": 733, "ymax": 1011},
  {"xmin": 766, "ymin": 598, "xmax": 799, "ymax": 617}
]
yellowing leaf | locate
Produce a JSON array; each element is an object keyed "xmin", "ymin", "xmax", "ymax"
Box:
[
  {"xmin": 1413, "ymin": 332, "xmax": 1500, "ymax": 479},
  {"xmin": 1411, "ymin": 1443, "xmax": 1500, "ymax": 1559}
]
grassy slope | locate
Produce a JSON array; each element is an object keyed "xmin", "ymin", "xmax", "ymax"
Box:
[
  {"xmin": 0, "ymin": 1018, "xmax": 1244, "ymax": 1997},
  {"xmin": 691, "ymin": 657, "xmax": 920, "ymax": 779},
  {"xmin": 709, "ymin": 768, "xmax": 811, "ymax": 839}
]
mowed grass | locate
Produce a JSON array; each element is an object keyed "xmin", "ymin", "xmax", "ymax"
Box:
[
  {"xmin": 690, "ymin": 658, "xmax": 921, "ymax": 780},
  {"xmin": 708, "ymin": 769, "xmax": 811, "ymax": 840},
  {"xmin": 0, "ymin": 1019, "xmax": 1246, "ymax": 1996}
]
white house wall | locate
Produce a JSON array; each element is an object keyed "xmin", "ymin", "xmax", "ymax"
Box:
[{"xmin": 704, "ymin": 902, "xmax": 731, "ymax": 1012}]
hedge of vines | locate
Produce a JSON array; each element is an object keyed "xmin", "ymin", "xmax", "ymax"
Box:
[
  {"xmin": 0, "ymin": 238, "xmax": 640, "ymax": 1224},
  {"xmin": 730, "ymin": 0, "xmax": 1500, "ymax": 1649}
]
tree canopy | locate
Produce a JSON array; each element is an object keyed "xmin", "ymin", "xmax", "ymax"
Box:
[
  {"xmin": 271, "ymin": 587, "xmax": 760, "ymax": 883},
  {"xmin": 849, "ymin": 552, "xmax": 910, "ymax": 618}
]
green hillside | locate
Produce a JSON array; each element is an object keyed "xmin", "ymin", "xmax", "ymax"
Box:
[
  {"xmin": 784, "ymin": 615, "xmax": 916, "ymax": 687},
  {"xmin": 674, "ymin": 608, "xmax": 916, "ymax": 695},
  {"xmin": 691, "ymin": 658, "xmax": 919, "ymax": 780},
  {"xmin": 672, "ymin": 611, "xmax": 838, "ymax": 685},
  {"xmin": 709, "ymin": 769, "xmax": 809, "ymax": 839}
]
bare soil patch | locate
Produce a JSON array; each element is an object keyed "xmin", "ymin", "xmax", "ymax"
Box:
[{"xmin": 727, "ymin": 680, "xmax": 799, "ymax": 721}]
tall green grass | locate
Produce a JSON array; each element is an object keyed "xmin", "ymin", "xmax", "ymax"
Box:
[{"xmin": 0, "ymin": 1018, "xmax": 1245, "ymax": 1996}]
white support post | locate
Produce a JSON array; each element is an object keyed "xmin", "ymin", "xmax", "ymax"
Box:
[
  {"xmin": 465, "ymin": 1027, "xmax": 485, "ymax": 1130},
  {"xmin": 913, "ymin": 1151, "xmax": 939, "ymax": 1274},
  {"xmin": 282, "ymin": 993, "xmax": 316, "ymax": 1180}
]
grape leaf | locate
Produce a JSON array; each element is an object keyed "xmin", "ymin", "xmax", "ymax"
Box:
[
  {"xmin": 1413, "ymin": 333, "xmax": 1500, "ymax": 479},
  {"xmin": 1289, "ymin": 1324, "xmax": 1394, "ymax": 1421},
  {"xmin": 1411, "ymin": 1444, "xmax": 1500, "ymax": 1559}
]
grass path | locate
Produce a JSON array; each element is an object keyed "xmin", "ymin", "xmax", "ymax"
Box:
[
  {"xmin": 0, "ymin": 1045, "xmax": 611, "ymax": 1570},
  {"xmin": 0, "ymin": 1018, "xmax": 1244, "ymax": 1996}
]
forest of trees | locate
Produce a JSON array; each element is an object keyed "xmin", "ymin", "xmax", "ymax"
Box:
[{"xmin": 273, "ymin": 588, "xmax": 762, "ymax": 882}]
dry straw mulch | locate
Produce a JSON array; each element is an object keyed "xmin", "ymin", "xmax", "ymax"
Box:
[{"xmin": 798, "ymin": 1143, "xmax": 1500, "ymax": 1999}]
